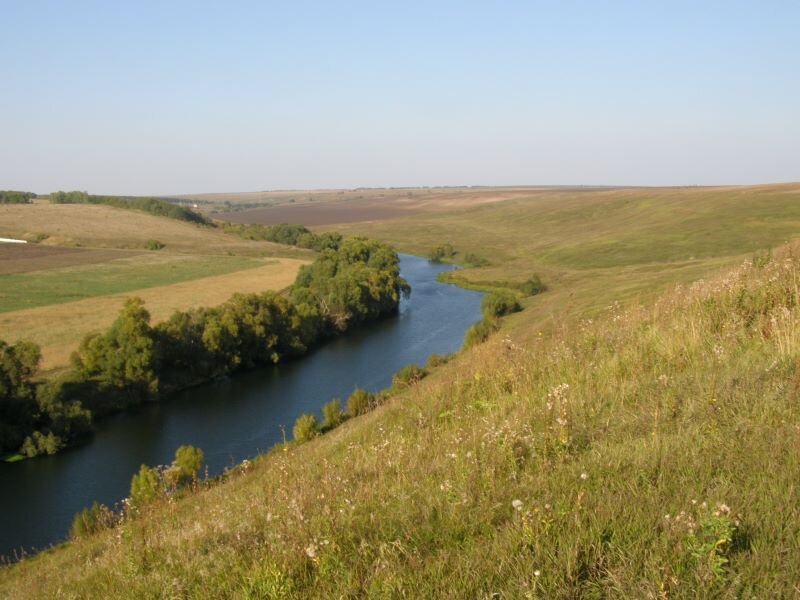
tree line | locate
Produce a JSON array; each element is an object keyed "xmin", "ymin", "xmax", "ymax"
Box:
[
  {"xmin": 0, "ymin": 190, "xmax": 36, "ymax": 204},
  {"xmin": 220, "ymin": 221, "xmax": 344, "ymax": 252},
  {"xmin": 0, "ymin": 237, "xmax": 409, "ymax": 458},
  {"xmin": 48, "ymin": 191, "xmax": 209, "ymax": 224}
]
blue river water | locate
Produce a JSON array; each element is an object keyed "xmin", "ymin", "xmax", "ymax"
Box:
[{"xmin": 0, "ymin": 254, "xmax": 483, "ymax": 559}]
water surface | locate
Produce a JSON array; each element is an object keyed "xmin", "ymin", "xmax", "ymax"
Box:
[{"xmin": 0, "ymin": 254, "xmax": 482, "ymax": 559}]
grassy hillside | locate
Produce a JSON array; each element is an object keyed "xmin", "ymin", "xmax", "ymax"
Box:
[
  {"xmin": 333, "ymin": 184, "xmax": 800, "ymax": 334},
  {"xmin": 3, "ymin": 184, "xmax": 800, "ymax": 596},
  {"xmin": 0, "ymin": 203, "xmax": 312, "ymax": 371},
  {"xmin": 0, "ymin": 202, "xmax": 309, "ymax": 257},
  {"xmin": 3, "ymin": 240, "xmax": 800, "ymax": 597}
]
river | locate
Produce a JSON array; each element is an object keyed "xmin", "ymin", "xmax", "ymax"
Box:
[{"xmin": 0, "ymin": 254, "xmax": 483, "ymax": 560}]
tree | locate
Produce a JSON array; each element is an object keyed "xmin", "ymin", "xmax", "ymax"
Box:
[
  {"xmin": 321, "ymin": 399, "xmax": 344, "ymax": 429},
  {"xmin": 72, "ymin": 298, "xmax": 158, "ymax": 393},
  {"xmin": 0, "ymin": 340, "xmax": 41, "ymax": 452},
  {"xmin": 129, "ymin": 464, "xmax": 162, "ymax": 509},
  {"xmin": 173, "ymin": 444, "xmax": 204, "ymax": 484},
  {"xmin": 346, "ymin": 388, "xmax": 373, "ymax": 417},
  {"xmin": 293, "ymin": 414, "xmax": 318, "ymax": 442}
]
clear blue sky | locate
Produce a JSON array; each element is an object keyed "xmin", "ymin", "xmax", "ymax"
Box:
[{"xmin": 1, "ymin": 1, "xmax": 798, "ymax": 195}]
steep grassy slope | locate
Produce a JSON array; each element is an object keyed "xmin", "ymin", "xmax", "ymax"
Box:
[{"xmin": 3, "ymin": 241, "xmax": 800, "ymax": 596}]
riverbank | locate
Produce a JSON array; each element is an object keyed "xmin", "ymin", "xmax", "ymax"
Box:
[
  {"xmin": 5, "ymin": 243, "xmax": 800, "ymax": 595},
  {"xmin": 0, "ymin": 254, "xmax": 483, "ymax": 559},
  {"xmin": 0, "ymin": 237, "xmax": 408, "ymax": 461}
]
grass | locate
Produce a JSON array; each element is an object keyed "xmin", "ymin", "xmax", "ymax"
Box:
[
  {"xmin": 333, "ymin": 183, "xmax": 800, "ymax": 337},
  {"xmin": 0, "ymin": 258, "xmax": 307, "ymax": 371},
  {"xmin": 3, "ymin": 240, "xmax": 800, "ymax": 596},
  {"xmin": 0, "ymin": 202, "xmax": 311, "ymax": 370},
  {"xmin": 0, "ymin": 253, "xmax": 268, "ymax": 313},
  {"xmin": 0, "ymin": 202, "xmax": 311, "ymax": 258},
  {"xmin": 3, "ymin": 183, "xmax": 800, "ymax": 596}
]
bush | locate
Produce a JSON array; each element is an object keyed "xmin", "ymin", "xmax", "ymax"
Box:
[
  {"xmin": 129, "ymin": 464, "xmax": 162, "ymax": 509},
  {"xmin": 321, "ymin": 399, "xmax": 344, "ymax": 429},
  {"xmin": 70, "ymin": 501, "xmax": 115, "ymax": 539},
  {"xmin": 20, "ymin": 431, "xmax": 64, "ymax": 457},
  {"xmin": 392, "ymin": 364, "xmax": 427, "ymax": 387},
  {"xmin": 519, "ymin": 275, "xmax": 546, "ymax": 296},
  {"xmin": 463, "ymin": 318, "xmax": 499, "ymax": 349},
  {"xmin": 481, "ymin": 291, "xmax": 521, "ymax": 319},
  {"xmin": 173, "ymin": 444, "xmax": 204, "ymax": 484},
  {"xmin": 463, "ymin": 253, "xmax": 490, "ymax": 267},
  {"xmin": 293, "ymin": 413, "xmax": 318, "ymax": 442},
  {"xmin": 428, "ymin": 243, "xmax": 456, "ymax": 262},
  {"xmin": 145, "ymin": 239, "xmax": 165, "ymax": 250},
  {"xmin": 425, "ymin": 352, "xmax": 452, "ymax": 368},
  {"xmin": 347, "ymin": 388, "xmax": 373, "ymax": 417}
]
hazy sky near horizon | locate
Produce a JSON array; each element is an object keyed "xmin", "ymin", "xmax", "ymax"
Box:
[{"xmin": 1, "ymin": 1, "xmax": 798, "ymax": 195}]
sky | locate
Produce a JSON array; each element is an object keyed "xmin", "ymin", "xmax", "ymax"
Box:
[{"xmin": 1, "ymin": 0, "xmax": 798, "ymax": 195}]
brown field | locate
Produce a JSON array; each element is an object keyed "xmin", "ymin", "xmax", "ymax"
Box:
[
  {"xmin": 0, "ymin": 244, "xmax": 136, "ymax": 274},
  {"xmin": 210, "ymin": 186, "xmax": 572, "ymax": 226},
  {"xmin": 0, "ymin": 258, "xmax": 308, "ymax": 372},
  {"xmin": 0, "ymin": 203, "xmax": 310, "ymax": 258}
]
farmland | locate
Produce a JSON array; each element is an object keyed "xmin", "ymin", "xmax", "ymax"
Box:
[
  {"xmin": 0, "ymin": 258, "xmax": 307, "ymax": 372},
  {"xmin": 0, "ymin": 202, "xmax": 309, "ymax": 257},
  {"xmin": 0, "ymin": 202, "xmax": 311, "ymax": 371},
  {"xmin": 209, "ymin": 186, "xmax": 549, "ymax": 225}
]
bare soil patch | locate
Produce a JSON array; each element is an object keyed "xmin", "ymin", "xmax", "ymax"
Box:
[
  {"xmin": 213, "ymin": 186, "xmax": 551, "ymax": 226},
  {"xmin": 0, "ymin": 244, "xmax": 135, "ymax": 274}
]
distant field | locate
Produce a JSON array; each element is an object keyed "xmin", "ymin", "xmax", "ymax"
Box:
[
  {"xmin": 0, "ymin": 258, "xmax": 307, "ymax": 371},
  {"xmin": 0, "ymin": 203, "xmax": 310, "ymax": 258},
  {"xmin": 0, "ymin": 253, "xmax": 269, "ymax": 313},
  {"xmin": 327, "ymin": 183, "xmax": 800, "ymax": 337},
  {"xmin": 210, "ymin": 186, "xmax": 552, "ymax": 225},
  {"xmin": 0, "ymin": 244, "xmax": 136, "ymax": 275}
]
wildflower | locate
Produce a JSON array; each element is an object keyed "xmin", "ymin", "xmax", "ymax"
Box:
[
  {"xmin": 305, "ymin": 543, "xmax": 317, "ymax": 559},
  {"xmin": 580, "ymin": 472, "xmax": 589, "ymax": 481},
  {"xmin": 534, "ymin": 570, "xmax": 541, "ymax": 577},
  {"xmin": 512, "ymin": 499, "xmax": 524, "ymax": 511}
]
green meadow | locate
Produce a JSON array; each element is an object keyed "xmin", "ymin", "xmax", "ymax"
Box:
[{"xmin": 0, "ymin": 254, "xmax": 264, "ymax": 313}]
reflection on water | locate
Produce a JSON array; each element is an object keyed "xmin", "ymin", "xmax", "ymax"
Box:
[{"xmin": 0, "ymin": 254, "xmax": 483, "ymax": 559}]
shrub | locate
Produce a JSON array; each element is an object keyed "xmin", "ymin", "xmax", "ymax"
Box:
[
  {"xmin": 347, "ymin": 388, "xmax": 373, "ymax": 417},
  {"xmin": 70, "ymin": 501, "xmax": 115, "ymax": 539},
  {"xmin": 321, "ymin": 399, "xmax": 344, "ymax": 429},
  {"xmin": 20, "ymin": 431, "xmax": 64, "ymax": 457},
  {"xmin": 481, "ymin": 291, "xmax": 521, "ymax": 319},
  {"xmin": 463, "ymin": 318, "xmax": 499, "ymax": 349},
  {"xmin": 519, "ymin": 275, "xmax": 546, "ymax": 296},
  {"xmin": 392, "ymin": 363, "xmax": 427, "ymax": 387},
  {"xmin": 173, "ymin": 444, "xmax": 204, "ymax": 484},
  {"xmin": 428, "ymin": 243, "xmax": 456, "ymax": 262},
  {"xmin": 145, "ymin": 239, "xmax": 165, "ymax": 250},
  {"xmin": 129, "ymin": 464, "xmax": 162, "ymax": 509},
  {"xmin": 293, "ymin": 413, "xmax": 318, "ymax": 442},
  {"xmin": 463, "ymin": 252, "xmax": 490, "ymax": 267},
  {"xmin": 425, "ymin": 352, "xmax": 452, "ymax": 368}
]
